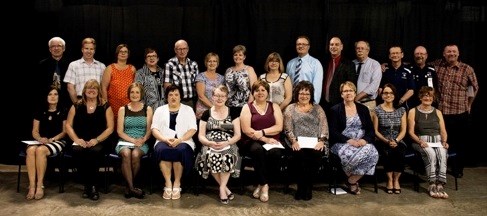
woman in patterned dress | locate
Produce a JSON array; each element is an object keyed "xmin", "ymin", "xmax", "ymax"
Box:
[
  {"xmin": 115, "ymin": 82, "xmax": 153, "ymax": 199},
  {"xmin": 259, "ymin": 52, "xmax": 292, "ymax": 111},
  {"xmin": 329, "ymin": 81, "xmax": 379, "ymax": 195},
  {"xmin": 197, "ymin": 85, "xmax": 241, "ymax": 204},
  {"xmin": 371, "ymin": 83, "xmax": 407, "ymax": 194},
  {"xmin": 225, "ymin": 45, "xmax": 257, "ymax": 114},
  {"xmin": 195, "ymin": 52, "xmax": 225, "ymax": 119}
]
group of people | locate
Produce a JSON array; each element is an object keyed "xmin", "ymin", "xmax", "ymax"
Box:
[{"xmin": 25, "ymin": 35, "xmax": 477, "ymax": 203}]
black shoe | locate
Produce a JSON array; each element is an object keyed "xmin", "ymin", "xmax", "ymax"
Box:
[
  {"xmin": 132, "ymin": 188, "xmax": 145, "ymax": 199},
  {"xmin": 90, "ymin": 186, "xmax": 100, "ymax": 201},
  {"xmin": 294, "ymin": 187, "xmax": 303, "ymax": 200},
  {"xmin": 303, "ymin": 185, "xmax": 312, "ymax": 201},
  {"xmin": 82, "ymin": 186, "xmax": 91, "ymax": 199}
]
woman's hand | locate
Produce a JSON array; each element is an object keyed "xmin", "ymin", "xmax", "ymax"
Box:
[
  {"xmin": 291, "ymin": 142, "xmax": 300, "ymax": 151},
  {"xmin": 315, "ymin": 141, "xmax": 326, "ymax": 151},
  {"xmin": 442, "ymin": 142, "xmax": 449, "ymax": 149},
  {"xmin": 87, "ymin": 138, "xmax": 98, "ymax": 147},
  {"xmin": 38, "ymin": 137, "xmax": 49, "ymax": 144},
  {"xmin": 75, "ymin": 139, "xmax": 87, "ymax": 148},
  {"xmin": 133, "ymin": 138, "xmax": 145, "ymax": 147},
  {"xmin": 419, "ymin": 140, "xmax": 428, "ymax": 148},
  {"xmin": 266, "ymin": 138, "xmax": 279, "ymax": 144},
  {"xmin": 167, "ymin": 138, "xmax": 181, "ymax": 147},
  {"xmin": 388, "ymin": 140, "xmax": 398, "ymax": 148}
]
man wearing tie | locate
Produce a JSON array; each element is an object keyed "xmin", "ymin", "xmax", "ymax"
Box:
[
  {"xmin": 286, "ymin": 35, "xmax": 324, "ymax": 103},
  {"xmin": 352, "ymin": 40, "xmax": 382, "ymax": 112}
]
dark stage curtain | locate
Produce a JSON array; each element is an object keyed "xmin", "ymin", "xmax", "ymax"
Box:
[{"xmin": 6, "ymin": 0, "xmax": 484, "ymax": 165}]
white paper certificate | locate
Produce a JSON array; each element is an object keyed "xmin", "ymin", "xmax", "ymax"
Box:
[
  {"xmin": 118, "ymin": 141, "xmax": 135, "ymax": 148},
  {"xmin": 22, "ymin": 140, "xmax": 42, "ymax": 145},
  {"xmin": 297, "ymin": 136, "xmax": 318, "ymax": 149},
  {"xmin": 427, "ymin": 142, "xmax": 443, "ymax": 148},
  {"xmin": 262, "ymin": 142, "xmax": 285, "ymax": 151}
]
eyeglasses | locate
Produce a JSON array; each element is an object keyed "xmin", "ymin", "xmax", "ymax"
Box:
[
  {"xmin": 119, "ymin": 50, "xmax": 129, "ymax": 54},
  {"xmin": 176, "ymin": 48, "xmax": 188, "ymax": 52},
  {"xmin": 382, "ymin": 92, "xmax": 394, "ymax": 95},
  {"xmin": 296, "ymin": 43, "xmax": 309, "ymax": 47},
  {"xmin": 342, "ymin": 89, "xmax": 355, "ymax": 93},
  {"xmin": 146, "ymin": 55, "xmax": 158, "ymax": 59},
  {"xmin": 213, "ymin": 94, "xmax": 227, "ymax": 98},
  {"xmin": 298, "ymin": 93, "xmax": 311, "ymax": 96}
]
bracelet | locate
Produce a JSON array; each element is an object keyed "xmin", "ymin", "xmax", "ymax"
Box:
[
  {"xmin": 262, "ymin": 129, "xmax": 266, "ymax": 136},
  {"xmin": 96, "ymin": 137, "xmax": 101, "ymax": 143}
]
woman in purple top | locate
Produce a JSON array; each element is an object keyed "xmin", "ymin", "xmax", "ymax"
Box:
[{"xmin": 240, "ymin": 80, "xmax": 284, "ymax": 203}]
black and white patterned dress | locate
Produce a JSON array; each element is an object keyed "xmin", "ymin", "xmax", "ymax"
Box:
[{"xmin": 196, "ymin": 108, "xmax": 240, "ymax": 178}]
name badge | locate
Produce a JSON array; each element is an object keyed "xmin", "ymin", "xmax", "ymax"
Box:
[{"xmin": 427, "ymin": 78, "xmax": 433, "ymax": 87}]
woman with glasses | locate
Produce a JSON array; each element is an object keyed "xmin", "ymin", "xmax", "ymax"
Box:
[
  {"xmin": 135, "ymin": 48, "xmax": 165, "ymax": 111},
  {"xmin": 329, "ymin": 81, "xmax": 378, "ymax": 195},
  {"xmin": 283, "ymin": 81, "xmax": 328, "ymax": 200},
  {"xmin": 196, "ymin": 85, "xmax": 241, "ymax": 204},
  {"xmin": 408, "ymin": 86, "xmax": 449, "ymax": 199},
  {"xmin": 101, "ymin": 44, "xmax": 136, "ymax": 125},
  {"xmin": 371, "ymin": 83, "xmax": 407, "ymax": 194},
  {"xmin": 195, "ymin": 52, "xmax": 225, "ymax": 119}
]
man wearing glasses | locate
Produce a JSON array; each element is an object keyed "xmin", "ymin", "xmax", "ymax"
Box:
[
  {"xmin": 286, "ymin": 35, "xmax": 324, "ymax": 103},
  {"xmin": 36, "ymin": 37, "xmax": 72, "ymax": 110},
  {"xmin": 164, "ymin": 39, "xmax": 200, "ymax": 109}
]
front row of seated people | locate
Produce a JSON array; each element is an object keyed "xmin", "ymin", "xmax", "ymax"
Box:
[{"xmin": 25, "ymin": 79, "xmax": 449, "ymax": 202}]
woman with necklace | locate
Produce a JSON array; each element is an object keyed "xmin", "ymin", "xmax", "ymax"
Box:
[
  {"xmin": 197, "ymin": 85, "xmax": 241, "ymax": 204},
  {"xmin": 135, "ymin": 48, "xmax": 165, "ymax": 110},
  {"xmin": 329, "ymin": 81, "xmax": 379, "ymax": 195},
  {"xmin": 371, "ymin": 83, "xmax": 407, "ymax": 194},
  {"xmin": 259, "ymin": 52, "xmax": 292, "ymax": 111},
  {"xmin": 240, "ymin": 80, "xmax": 284, "ymax": 202},
  {"xmin": 26, "ymin": 86, "xmax": 67, "ymax": 200},
  {"xmin": 115, "ymin": 83, "xmax": 153, "ymax": 199},
  {"xmin": 408, "ymin": 86, "xmax": 449, "ymax": 198},
  {"xmin": 283, "ymin": 81, "xmax": 328, "ymax": 200},
  {"xmin": 152, "ymin": 84, "xmax": 197, "ymax": 200},
  {"xmin": 66, "ymin": 79, "xmax": 114, "ymax": 201},
  {"xmin": 195, "ymin": 52, "xmax": 225, "ymax": 119}
]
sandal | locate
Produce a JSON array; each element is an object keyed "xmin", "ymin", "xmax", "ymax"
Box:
[
  {"xmin": 394, "ymin": 188, "xmax": 402, "ymax": 194},
  {"xmin": 162, "ymin": 187, "xmax": 172, "ymax": 200},
  {"xmin": 34, "ymin": 185, "xmax": 45, "ymax": 200},
  {"xmin": 26, "ymin": 186, "xmax": 36, "ymax": 200},
  {"xmin": 346, "ymin": 182, "xmax": 361, "ymax": 195},
  {"xmin": 252, "ymin": 186, "xmax": 261, "ymax": 199},
  {"xmin": 386, "ymin": 187, "xmax": 394, "ymax": 194},
  {"xmin": 436, "ymin": 184, "xmax": 448, "ymax": 199},
  {"xmin": 226, "ymin": 188, "xmax": 234, "ymax": 200},
  {"xmin": 172, "ymin": 187, "xmax": 182, "ymax": 200},
  {"xmin": 259, "ymin": 185, "xmax": 269, "ymax": 202},
  {"xmin": 428, "ymin": 184, "xmax": 439, "ymax": 198}
]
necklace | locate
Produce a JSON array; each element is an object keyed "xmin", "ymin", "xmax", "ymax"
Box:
[{"xmin": 89, "ymin": 106, "xmax": 95, "ymax": 110}]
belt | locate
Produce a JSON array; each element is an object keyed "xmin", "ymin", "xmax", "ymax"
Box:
[{"xmin": 359, "ymin": 98, "xmax": 375, "ymax": 103}]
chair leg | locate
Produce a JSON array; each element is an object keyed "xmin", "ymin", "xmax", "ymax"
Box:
[{"xmin": 17, "ymin": 162, "xmax": 22, "ymax": 193}]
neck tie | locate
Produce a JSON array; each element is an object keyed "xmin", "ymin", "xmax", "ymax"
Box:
[
  {"xmin": 53, "ymin": 61, "xmax": 61, "ymax": 89},
  {"xmin": 356, "ymin": 62, "xmax": 363, "ymax": 76},
  {"xmin": 325, "ymin": 59, "xmax": 336, "ymax": 101},
  {"xmin": 294, "ymin": 58, "xmax": 302, "ymax": 84}
]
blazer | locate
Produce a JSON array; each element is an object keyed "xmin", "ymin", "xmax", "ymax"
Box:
[{"xmin": 328, "ymin": 101, "xmax": 374, "ymax": 145}]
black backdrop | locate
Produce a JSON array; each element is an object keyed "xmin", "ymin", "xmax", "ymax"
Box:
[{"xmin": 6, "ymin": 0, "xmax": 484, "ymax": 165}]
